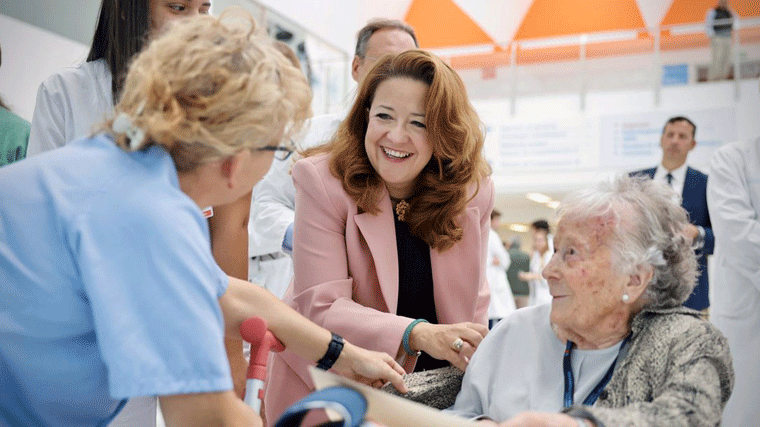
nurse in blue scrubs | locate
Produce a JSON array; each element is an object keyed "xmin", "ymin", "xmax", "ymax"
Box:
[{"xmin": 0, "ymin": 12, "xmax": 405, "ymax": 427}]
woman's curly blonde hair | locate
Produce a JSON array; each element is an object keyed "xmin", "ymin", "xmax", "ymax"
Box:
[{"xmin": 106, "ymin": 9, "xmax": 312, "ymax": 172}]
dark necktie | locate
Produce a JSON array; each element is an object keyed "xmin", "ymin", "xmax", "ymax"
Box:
[{"xmin": 666, "ymin": 173, "xmax": 674, "ymax": 187}]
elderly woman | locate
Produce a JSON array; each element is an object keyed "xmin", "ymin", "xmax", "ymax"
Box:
[
  {"xmin": 0, "ymin": 12, "xmax": 406, "ymax": 427},
  {"xmin": 265, "ymin": 49, "xmax": 492, "ymax": 422},
  {"xmin": 447, "ymin": 176, "xmax": 733, "ymax": 427}
]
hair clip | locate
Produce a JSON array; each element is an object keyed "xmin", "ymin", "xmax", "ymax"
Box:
[{"xmin": 113, "ymin": 101, "xmax": 147, "ymax": 151}]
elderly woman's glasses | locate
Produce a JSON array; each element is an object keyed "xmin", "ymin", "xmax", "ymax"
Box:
[{"xmin": 256, "ymin": 145, "xmax": 294, "ymax": 161}]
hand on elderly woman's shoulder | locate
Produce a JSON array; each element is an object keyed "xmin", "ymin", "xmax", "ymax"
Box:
[{"xmin": 498, "ymin": 412, "xmax": 593, "ymax": 427}]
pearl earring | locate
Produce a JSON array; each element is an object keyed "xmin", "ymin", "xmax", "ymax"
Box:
[{"xmin": 622, "ymin": 294, "xmax": 630, "ymax": 303}]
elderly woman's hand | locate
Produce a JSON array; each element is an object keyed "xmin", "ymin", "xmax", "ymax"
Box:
[
  {"xmin": 499, "ymin": 412, "xmax": 593, "ymax": 427},
  {"xmin": 408, "ymin": 322, "xmax": 488, "ymax": 371}
]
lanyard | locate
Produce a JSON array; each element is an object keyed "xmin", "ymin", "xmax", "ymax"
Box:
[{"xmin": 562, "ymin": 335, "xmax": 630, "ymax": 408}]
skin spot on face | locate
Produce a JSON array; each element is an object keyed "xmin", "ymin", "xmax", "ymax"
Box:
[{"xmin": 584, "ymin": 215, "xmax": 616, "ymax": 250}]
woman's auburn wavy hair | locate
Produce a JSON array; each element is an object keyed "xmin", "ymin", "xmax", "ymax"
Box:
[
  {"xmin": 304, "ymin": 49, "xmax": 490, "ymax": 251},
  {"xmin": 107, "ymin": 9, "xmax": 312, "ymax": 172}
]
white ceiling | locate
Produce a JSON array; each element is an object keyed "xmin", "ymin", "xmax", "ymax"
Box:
[{"xmin": 494, "ymin": 190, "xmax": 565, "ymax": 235}]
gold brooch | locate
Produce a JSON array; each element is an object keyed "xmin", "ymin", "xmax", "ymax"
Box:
[{"xmin": 395, "ymin": 200, "xmax": 410, "ymax": 221}]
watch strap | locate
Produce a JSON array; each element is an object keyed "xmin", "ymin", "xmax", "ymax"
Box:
[{"xmin": 316, "ymin": 332, "xmax": 344, "ymax": 371}]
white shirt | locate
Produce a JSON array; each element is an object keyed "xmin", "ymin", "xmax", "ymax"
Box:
[
  {"xmin": 707, "ymin": 138, "xmax": 760, "ymax": 427},
  {"xmin": 248, "ymin": 111, "xmax": 344, "ymax": 258},
  {"xmin": 27, "ymin": 59, "xmax": 114, "ymax": 156},
  {"xmin": 447, "ymin": 304, "xmax": 624, "ymax": 421},
  {"xmin": 487, "ymin": 228, "xmax": 516, "ymax": 319},
  {"xmin": 247, "ymin": 112, "xmax": 343, "ymax": 297},
  {"xmin": 654, "ymin": 162, "xmax": 688, "ymax": 199},
  {"xmin": 528, "ymin": 249, "xmax": 553, "ymax": 306}
]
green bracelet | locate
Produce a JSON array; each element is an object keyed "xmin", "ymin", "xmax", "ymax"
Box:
[{"xmin": 402, "ymin": 319, "xmax": 429, "ymax": 355}]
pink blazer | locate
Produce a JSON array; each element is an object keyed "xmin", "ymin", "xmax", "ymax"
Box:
[{"xmin": 264, "ymin": 154, "xmax": 492, "ymax": 423}]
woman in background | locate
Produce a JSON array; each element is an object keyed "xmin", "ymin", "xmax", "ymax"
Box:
[
  {"xmin": 519, "ymin": 219, "xmax": 553, "ymax": 306},
  {"xmin": 28, "ymin": 0, "xmax": 211, "ymax": 154},
  {"xmin": 0, "ymin": 43, "xmax": 30, "ymax": 166},
  {"xmin": 265, "ymin": 49, "xmax": 492, "ymax": 423},
  {"xmin": 26, "ymin": 1, "xmax": 251, "ymax": 422},
  {"xmin": 487, "ymin": 209, "xmax": 516, "ymax": 328}
]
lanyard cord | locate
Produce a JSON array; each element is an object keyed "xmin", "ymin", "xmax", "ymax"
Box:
[{"xmin": 562, "ymin": 334, "xmax": 631, "ymax": 409}]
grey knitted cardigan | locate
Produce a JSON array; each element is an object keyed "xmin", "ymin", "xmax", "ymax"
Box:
[
  {"xmin": 384, "ymin": 306, "xmax": 734, "ymax": 427},
  {"xmin": 578, "ymin": 306, "xmax": 734, "ymax": 427}
]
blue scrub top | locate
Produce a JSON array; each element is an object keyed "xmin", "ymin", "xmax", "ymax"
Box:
[{"xmin": 0, "ymin": 135, "xmax": 232, "ymax": 427}]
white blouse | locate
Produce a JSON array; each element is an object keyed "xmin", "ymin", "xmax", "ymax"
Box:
[{"xmin": 446, "ymin": 304, "xmax": 624, "ymax": 422}]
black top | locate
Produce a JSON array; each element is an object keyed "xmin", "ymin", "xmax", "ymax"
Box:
[
  {"xmin": 393, "ymin": 209, "xmax": 448, "ymax": 372},
  {"xmin": 712, "ymin": 6, "xmax": 733, "ymax": 34}
]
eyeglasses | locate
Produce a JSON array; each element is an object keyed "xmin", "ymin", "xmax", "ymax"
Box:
[{"xmin": 256, "ymin": 145, "xmax": 294, "ymax": 161}]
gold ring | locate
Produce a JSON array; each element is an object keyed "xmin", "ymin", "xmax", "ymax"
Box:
[{"xmin": 452, "ymin": 338, "xmax": 464, "ymax": 352}]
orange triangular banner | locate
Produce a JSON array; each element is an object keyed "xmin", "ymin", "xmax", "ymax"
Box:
[
  {"xmin": 662, "ymin": 0, "xmax": 759, "ymax": 26},
  {"xmin": 515, "ymin": 0, "xmax": 646, "ymax": 40},
  {"xmin": 404, "ymin": 0, "xmax": 494, "ymax": 49}
]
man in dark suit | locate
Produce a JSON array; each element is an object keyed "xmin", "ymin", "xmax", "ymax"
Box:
[{"xmin": 631, "ymin": 116, "xmax": 713, "ymax": 312}]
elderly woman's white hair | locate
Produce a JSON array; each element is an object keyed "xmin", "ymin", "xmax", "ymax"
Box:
[{"xmin": 557, "ymin": 175, "xmax": 698, "ymax": 309}]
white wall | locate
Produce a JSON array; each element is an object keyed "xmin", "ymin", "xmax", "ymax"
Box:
[
  {"xmin": 0, "ymin": 14, "xmax": 88, "ymax": 122},
  {"xmin": 482, "ymin": 78, "xmax": 759, "ymax": 233},
  {"xmin": 477, "ymin": 79, "xmax": 760, "ymax": 196}
]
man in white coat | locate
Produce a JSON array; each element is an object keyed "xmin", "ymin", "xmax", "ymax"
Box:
[
  {"xmin": 486, "ymin": 210, "xmax": 516, "ymax": 328},
  {"xmin": 707, "ymin": 135, "xmax": 760, "ymax": 427},
  {"xmin": 248, "ymin": 19, "xmax": 418, "ymax": 298}
]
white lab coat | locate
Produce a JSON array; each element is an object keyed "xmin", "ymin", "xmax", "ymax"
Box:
[
  {"xmin": 248, "ymin": 112, "xmax": 343, "ymax": 298},
  {"xmin": 528, "ymin": 249, "xmax": 553, "ymax": 307},
  {"xmin": 27, "ymin": 59, "xmax": 156, "ymax": 427},
  {"xmin": 707, "ymin": 138, "xmax": 760, "ymax": 427},
  {"xmin": 487, "ymin": 228, "xmax": 516, "ymax": 319},
  {"xmin": 27, "ymin": 59, "xmax": 114, "ymax": 156}
]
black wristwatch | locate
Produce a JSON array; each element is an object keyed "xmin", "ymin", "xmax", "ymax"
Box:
[{"xmin": 316, "ymin": 332, "xmax": 344, "ymax": 370}]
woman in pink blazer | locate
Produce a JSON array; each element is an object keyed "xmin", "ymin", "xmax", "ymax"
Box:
[{"xmin": 265, "ymin": 50, "xmax": 493, "ymax": 423}]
